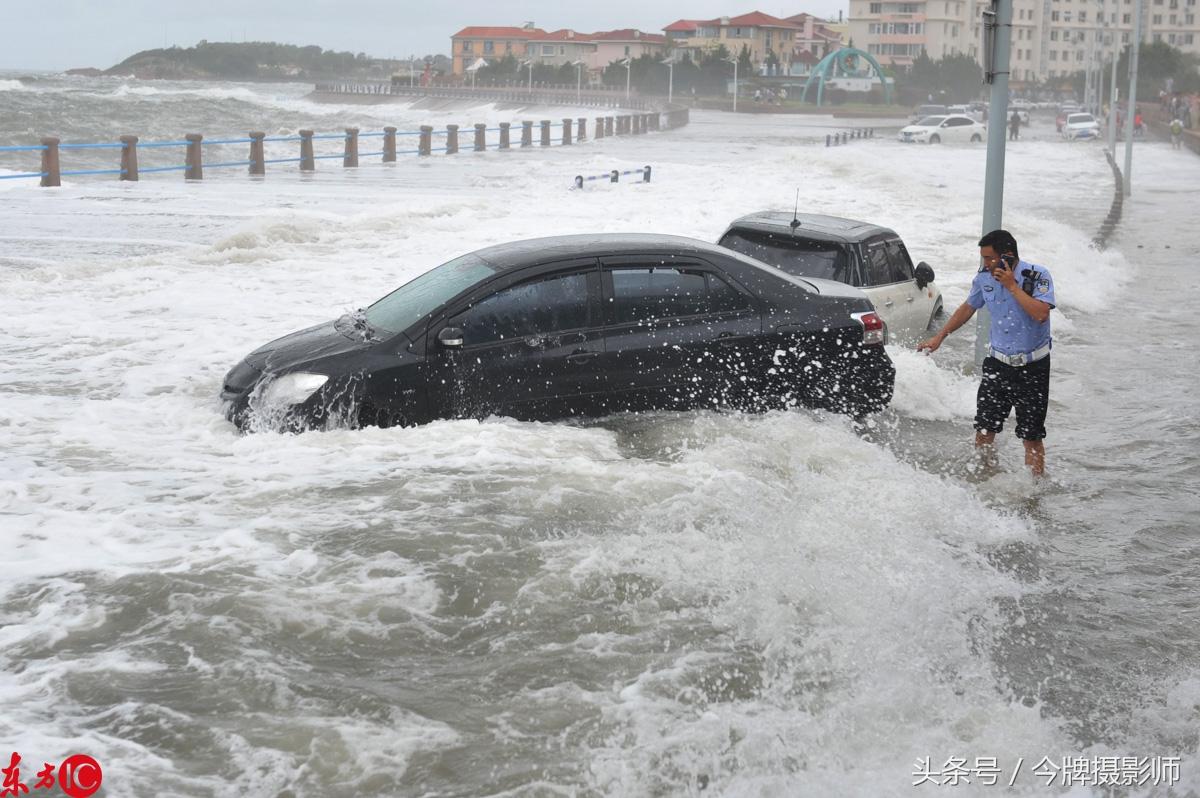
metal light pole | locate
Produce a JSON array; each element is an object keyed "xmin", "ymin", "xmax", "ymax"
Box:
[
  {"xmin": 724, "ymin": 56, "xmax": 739, "ymax": 112},
  {"xmin": 1108, "ymin": 47, "xmax": 1119, "ymax": 150},
  {"xmin": 666, "ymin": 58, "xmax": 676, "ymax": 105},
  {"xmin": 620, "ymin": 58, "xmax": 632, "ymax": 102},
  {"xmin": 1123, "ymin": 0, "xmax": 1142, "ymax": 195},
  {"xmin": 573, "ymin": 61, "xmax": 584, "ymax": 104},
  {"xmin": 976, "ymin": 0, "xmax": 1014, "ymax": 366},
  {"xmin": 409, "ymin": 54, "xmax": 415, "ymax": 87},
  {"xmin": 521, "ymin": 59, "xmax": 533, "ymax": 97}
]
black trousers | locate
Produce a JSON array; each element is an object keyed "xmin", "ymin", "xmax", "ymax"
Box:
[{"xmin": 974, "ymin": 355, "xmax": 1050, "ymax": 441}]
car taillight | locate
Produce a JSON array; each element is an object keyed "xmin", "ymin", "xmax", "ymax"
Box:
[{"xmin": 851, "ymin": 311, "xmax": 887, "ymax": 346}]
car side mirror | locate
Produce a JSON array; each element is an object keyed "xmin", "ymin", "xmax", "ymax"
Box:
[
  {"xmin": 437, "ymin": 326, "xmax": 464, "ymax": 348},
  {"xmin": 915, "ymin": 262, "xmax": 935, "ymax": 289}
]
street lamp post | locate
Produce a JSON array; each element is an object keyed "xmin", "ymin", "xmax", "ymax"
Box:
[
  {"xmin": 724, "ymin": 56, "xmax": 738, "ymax": 112},
  {"xmin": 520, "ymin": 59, "xmax": 533, "ymax": 97},
  {"xmin": 663, "ymin": 54, "xmax": 679, "ymax": 105},
  {"xmin": 409, "ymin": 54, "xmax": 415, "ymax": 87},
  {"xmin": 572, "ymin": 60, "xmax": 585, "ymax": 104},
  {"xmin": 619, "ymin": 58, "xmax": 632, "ymax": 102}
]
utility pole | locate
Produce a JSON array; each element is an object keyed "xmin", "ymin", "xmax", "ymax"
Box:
[
  {"xmin": 976, "ymin": 0, "xmax": 1014, "ymax": 366},
  {"xmin": 1122, "ymin": 0, "xmax": 1142, "ymax": 195},
  {"xmin": 1108, "ymin": 48, "xmax": 1119, "ymax": 150}
]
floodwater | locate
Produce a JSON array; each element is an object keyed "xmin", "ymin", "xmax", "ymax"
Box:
[{"xmin": 1, "ymin": 76, "xmax": 1198, "ymax": 796}]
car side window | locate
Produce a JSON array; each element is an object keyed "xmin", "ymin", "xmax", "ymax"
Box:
[
  {"xmin": 947, "ymin": 117, "xmax": 972, "ymax": 127},
  {"xmin": 611, "ymin": 267, "xmax": 708, "ymax": 323},
  {"xmin": 864, "ymin": 242, "xmax": 893, "ymax": 286},
  {"xmin": 455, "ymin": 271, "xmax": 590, "ymax": 345},
  {"xmin": 706, "ymin": 273, "xmax": 755, "ymax": 314},
  {"xmin": 885, "ymin": 239, "xmax": 914, "ymax": 282}
]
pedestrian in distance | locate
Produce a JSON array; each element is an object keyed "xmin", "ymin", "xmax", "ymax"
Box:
[
  {"xmin": 1170, "ymin": 118, "xmax": 1184, "ymax": 149},
  {"xmin": 1009, "ymin": 110, "xmax": 1021, "ymax": 141},
  {"xmin": 917, "ymin": 230, "xmax": 1056, "ymax": 477}
]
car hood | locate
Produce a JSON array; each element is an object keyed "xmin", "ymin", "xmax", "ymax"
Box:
[
  {"xmin": 900, "ymin": 125, "xmax": 930, "ymax": 133},
  {"xmin": 246, "ymin": 320, "xmax": 371, "ymax": 373}
]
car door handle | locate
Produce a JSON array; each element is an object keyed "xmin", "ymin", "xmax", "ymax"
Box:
[
  {"xmin": 906, "ymin": 296, "xmax": 915, "ymax": 302},
  {"xmin": 566, "ymin": 350, "xmax": 599, "ymax": 363},
  {"xmin": 884, "ymin": 299, "xmax": 894, "ymax": 307}
]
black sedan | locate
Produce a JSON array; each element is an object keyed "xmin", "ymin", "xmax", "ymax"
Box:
[{"xmin": 220, "ymin": 234, "xmax": 895, "ymax": 431}]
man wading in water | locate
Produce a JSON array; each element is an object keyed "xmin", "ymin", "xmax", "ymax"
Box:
[{"xmin": 918, "ymin": 230, "xmax": 1056, "ymax": 477}]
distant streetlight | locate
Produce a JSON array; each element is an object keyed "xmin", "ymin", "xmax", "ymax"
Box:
[
  {"xmin": 724, "ymin": 55, "xmax": 739, "ymax": 112},
  {"xmin": 571, "ymin": 60, "xmax": 586, "ymax": 104},
  {"xmin": 663, "ymin": 54, "xmax": 681, "ymax": 105},
  {"xmin": 619, "ymin": 57, "xmax": 632, "ymax": 102},
  {"xmin": 409, "ymin": 54, "xmax": 415, "ymax": 87},
  {"xmin": 520, "ymin": 59, "xmax": 534, "ymax": 96}
]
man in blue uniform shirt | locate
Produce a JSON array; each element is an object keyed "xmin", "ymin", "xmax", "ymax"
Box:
[{"xmin": 918, "ymin": 230, "xmax": 1056, "ymax": 476}]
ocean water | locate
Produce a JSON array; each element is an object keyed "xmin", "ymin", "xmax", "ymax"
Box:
[{"xmin": 1, "ymin": 74, "xmax": 1198, "ymax": 797}]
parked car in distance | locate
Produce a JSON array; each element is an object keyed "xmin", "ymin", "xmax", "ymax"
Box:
[
  {"xmin": 1056, "ymin": 104, "xmax": 1081, "ymax": 132},
  {"xmin": 221, "ymin": 234, "xmax": 896, "ymax": 431},
  {"xmin": 912, "ymin": 104, "xmax": 948, "ymax": 120},
  {"xmin": 717, "ymin": 213, "xmax": 943, "ymax": 343},
  {"xmin": 897, "ymin": 114, "xmax": 987, "ymax": 144},
  {"xmin": 1062, "ymin": 112, "xmax": 1101, "ymax": 140}
]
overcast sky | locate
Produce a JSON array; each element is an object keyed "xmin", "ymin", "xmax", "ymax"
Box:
[{"xmin": 2, "ymin": 0, "xmax": 851, "ymax": 71}]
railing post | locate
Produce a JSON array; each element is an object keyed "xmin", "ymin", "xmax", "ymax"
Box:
[
  {"xmin": 577, "ymin": 117, "xmax": 587, "ymax": 141},
  {"xmin": 383, "ymin": 126, "xmax": 397, "ymax": 162},
  {"xmin": 561, "ymin": 118, "xmax": 573, "ymax": 145},
  {"xmin": 474, "ymin": 123, "xmax": 486, "ymax": 152},
  {"xmin": 343, "ymin": 127, "xmax": 359, "ymax": 167},
  {"xmin": 643, "ymin": 165, "xmax": 652, "ymax": 182},
  {"xmin": 419, "ymin": 126, "xmax": 432, "ymax": 156},
  {"xmin": 499, "ymin": 122, "xmax": 511, "ymax": 150},
  {"xmin": 606, "ymin": 117, "xmax": 614, "ymax": 137},
  {"xmin": 521, "ymin": 121, "xmax": 533, "ymax": 147},
  {"xmin": 595, "ymin": 116, "xmax": 605, "ymax": 139},
  {"xmin": 39, "ymin": 137, "xmax": 60, "ymax": 187},
  {"xmin": 299, "ymin": 129, "xmax": 314, "ymax": 171},
  {"xmin": 185, "ymin": 133, "xmax": 203, "ymax": 180},
  {"xmin": 540, "ymin": 120, "xmax": 551, "ymax": 147},
  {"xmin": 248, "ymin": 131, "xmax": 265, "ymax": 176},
  {"xmin": 120, "ymin": 135, "xmax": 139, "ymax": 181},
  {"xmin": 446, "ymin": 124, "xmax": 459, "ymax": 155},
  {"xmin": 610, "ymin": 169, "xmax": 619, "ymax": 183}
]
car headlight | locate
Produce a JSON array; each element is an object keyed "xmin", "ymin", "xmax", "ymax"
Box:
[{"xmin": 261, "ymin": 372, "xmax": 329, "ymax": 406}]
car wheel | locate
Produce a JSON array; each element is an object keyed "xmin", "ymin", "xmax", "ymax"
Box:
[
  {"xmin": 929, "ymin": 134, "xmax": 940, "ymax": 144},
  {"xmin": 927, "ymin": 302, "xmax": 944, "ymax": 331},
  {"xmin": 970, "ymin": 133, "xmax": 982, "ymax": 143}
]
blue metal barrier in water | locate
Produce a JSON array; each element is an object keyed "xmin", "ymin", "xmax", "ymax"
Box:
[{"xmin": 0, "ymin": 108, "xmax": 686, "ymax": 187}]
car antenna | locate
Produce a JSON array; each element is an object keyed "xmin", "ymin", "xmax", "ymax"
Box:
[{"xmin": 789, "ymin": 188, "xmax": 801, "ymax": 234}]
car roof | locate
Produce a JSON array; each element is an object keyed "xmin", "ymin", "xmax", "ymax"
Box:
[
  {"xmin": 467, "ymin": 232, "xmax": 751, "ymax": 271},
  {"xmin": 722, "ymin": 211, "xmax": 896, "ymax": 244}
]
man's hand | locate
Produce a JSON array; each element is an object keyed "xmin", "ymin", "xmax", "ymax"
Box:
[
  {"xmin": 917, "ymin": 333, "xmax": 944, "ymax": 353},
  {"xmin": 991, "ymin": 262, "xmax": 1018, "ymax": 291}
]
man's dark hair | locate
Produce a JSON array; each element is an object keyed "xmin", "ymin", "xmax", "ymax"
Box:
[{"xmin": 978, "ymin": 229, "xmax": 1019, "ymax": 260}]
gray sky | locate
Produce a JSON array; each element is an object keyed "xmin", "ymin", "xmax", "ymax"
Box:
[{"xmin": 2, "ymin": 1, "xmax": 850, "ymax": 71}]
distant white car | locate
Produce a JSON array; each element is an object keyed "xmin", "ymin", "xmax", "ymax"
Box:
[
  {"xmin": 897, "ymin": 114, "xmax": 987, "ymax": 144},
  {"xmin": 1062, "ymin": 112, "xmax": 1101, "ymax": 140}
]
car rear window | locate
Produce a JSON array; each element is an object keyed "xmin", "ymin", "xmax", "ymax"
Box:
[
  {"xmin": 916, "ymin": 116, "xmax": 947, "ymax": 126},
  {"xmin": 1067, "ymin": 114, "xmax": 1095, "ymax": 124},
  {"xmin": 719, "ymin": 229, "xmax": 855, "ymax": 285}
]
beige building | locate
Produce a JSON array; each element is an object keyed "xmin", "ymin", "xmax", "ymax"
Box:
[
  {"xmin": 851, "ymin": 0, "xmax": 1199, "ymax": 85},
  {"xmin": 663, "ymin": 12, "xmax": 802, "ymax": 70},
  {"xmin": 450, "ymin": 24, "xmax": 543, "ymax": 75}
]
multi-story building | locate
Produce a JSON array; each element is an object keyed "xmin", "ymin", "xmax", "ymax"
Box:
[
  {"xmin": 851, "ymin": 0, "xmax": 1199, "ymax": 86},
  {"xmin": 662, "ymin": 12, "xmax": 803, "ymax": 70},
  {"xmin": 450, "ymin": 24, "xmax": 543, "ymax": 74},
  {"xmin": 786, "ymin": 12, "xmax": 846, "ymax": 59}
]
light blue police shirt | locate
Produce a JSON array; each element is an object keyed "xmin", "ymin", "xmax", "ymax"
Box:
[{"xmin": 966, "ymin": 259, "xmax": 1055, "ymax": 356}]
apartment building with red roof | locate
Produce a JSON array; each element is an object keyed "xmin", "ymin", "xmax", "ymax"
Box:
[{"xmin": 662, "ymin": 11, "xmax": 804, "ymax": 72}]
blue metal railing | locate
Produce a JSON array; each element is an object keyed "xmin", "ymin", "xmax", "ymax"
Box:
[{"xmin": 1, "ymin": 113, "xmax": 657, "ymax": 185}]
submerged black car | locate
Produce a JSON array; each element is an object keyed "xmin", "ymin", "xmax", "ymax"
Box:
[{"xmin": 220, "ymin": 234, "xmax": 895, "ymax": 431}]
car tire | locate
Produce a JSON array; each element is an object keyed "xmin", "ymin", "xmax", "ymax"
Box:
[
  {"xmin": 929, "ymin": 135, "xmax": 940, "ymax": 144},
  {"xmin": 927, "ymin": 302, "xmax": 944, "ymax": 331},
  {"xmin": 970, "ymin": 134, "xmax": 982, "ymax": 143}
]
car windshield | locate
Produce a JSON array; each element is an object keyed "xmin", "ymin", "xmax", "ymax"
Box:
[
  {"xmin": 364, "ymin": 253, "xmax": 499, "ymax": 334},
  {"xmin": 916, "ymin": 116, "xmax": 947, "ymax": 127},
  {"xmin": 720, "ymin": 229, "xmax": 853, "ymax": 284},
  {"xmin": 1068, "ymin": 114, "xmax": 1095, "ymax": 124}
]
